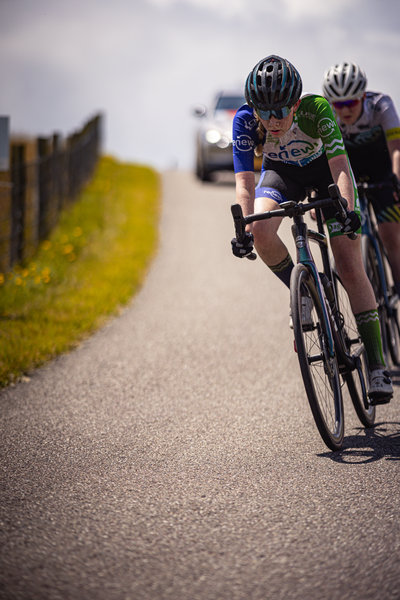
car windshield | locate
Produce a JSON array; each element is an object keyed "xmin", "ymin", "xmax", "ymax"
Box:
[{"xmin": 215, "ymin": 96, "xmax": 246, "ymax": 111}]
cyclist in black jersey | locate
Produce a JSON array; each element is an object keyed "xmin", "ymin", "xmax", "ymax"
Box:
[
  {"xmin": 231, "ymin": 55, "xmax": 393, "ymax": 402},
  {"xmin": 323, "ymin": 61, "xmax": 400, "ymax": 299}
]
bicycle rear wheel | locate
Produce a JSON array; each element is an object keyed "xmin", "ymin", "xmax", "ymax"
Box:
[
  {"xmin": 386, "ymin": 304, "xmax": 400, "ymax": 366},
  {"xmin": 377, "ymin": 237, "xmax": 400, "ymax": 365},
  {"xmin": 333, "ymin": 271, "xmax": 375, "ymax": 428},
  {"xmin": 291, "ymin": 264, "xmax": 344, "ymax": 451}
]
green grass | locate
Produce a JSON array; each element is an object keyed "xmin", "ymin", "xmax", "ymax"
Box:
[{"xmin": 0, "ymin": 156, "xmax": 161, "ymax": 387}]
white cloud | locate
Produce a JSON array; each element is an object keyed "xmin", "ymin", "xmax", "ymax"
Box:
[
  {"xmin": 282, "ymin": 0, "xmax": 359, "ymax": 18},
  {"xmin": 147, "ymin": 0, "xmax": 360, "ymax": 20}
]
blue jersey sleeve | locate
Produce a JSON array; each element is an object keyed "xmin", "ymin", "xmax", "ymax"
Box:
[{"xmin": 232, "ymin": 104, "xmax": 260, "ymax": 173}]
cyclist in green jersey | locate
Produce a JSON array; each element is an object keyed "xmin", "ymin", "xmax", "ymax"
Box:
[{"xmin": 231, "ymin": 55, "xmax": 393, "ymax": 402}]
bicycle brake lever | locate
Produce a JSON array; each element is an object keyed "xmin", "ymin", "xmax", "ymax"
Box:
[
  {"xmin": 231, "ymin": 203, "xmax": 257, "ymax": 260},
  {"xmin": 328, "ymin": 184, "xmax": 357, "ymax": 240},
  {"xmin": 231, "ymin": 203, "xmax": 245, "ymax": 241}
]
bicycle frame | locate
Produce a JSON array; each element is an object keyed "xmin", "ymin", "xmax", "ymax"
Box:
[
  {"xmin": 291, "ymin": 208, "xmax": 364, "ymax": 373},
  {"xmin": 290, "ymin": 213, "xmax": 336, "ymax": 360}
]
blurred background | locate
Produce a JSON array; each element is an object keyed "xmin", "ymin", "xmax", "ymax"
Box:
[{"xmin": 1, "ymin": 0, "xmax": 399, "ymax": 173}]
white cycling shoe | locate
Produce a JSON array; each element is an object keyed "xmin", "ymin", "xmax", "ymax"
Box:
[
  {"xmin": 368, "ymin": 368, "xmax": 393, "ymax": 405},
  {"xmin": 289, "ymin": 296, "xmax": 313, "ymax": 329}
]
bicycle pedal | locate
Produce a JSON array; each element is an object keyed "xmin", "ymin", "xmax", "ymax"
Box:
[{"xmin": 368, "ymin": 394, "xmax": 392, "ymax": 406}]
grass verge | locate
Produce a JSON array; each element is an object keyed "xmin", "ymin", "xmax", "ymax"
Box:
[{"xmin": 0, "ymin": 156, "xmax": 161, "ymax": 387}]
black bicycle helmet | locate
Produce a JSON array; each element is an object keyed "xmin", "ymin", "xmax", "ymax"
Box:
[
  {"xmin": 245, "ymin": 55, "xmax": 302, "ymax": 111},
  {"xmin": 322, "ymin": 62, "xmax": 367, "ymax": 102}
]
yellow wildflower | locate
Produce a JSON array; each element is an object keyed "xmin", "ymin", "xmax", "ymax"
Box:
[{"xmin": 63, "ymin": 244, "xmax": 74, "ymax": 255}]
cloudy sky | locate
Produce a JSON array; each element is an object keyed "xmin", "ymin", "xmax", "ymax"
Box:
[{"xmin": 1, "ymin": 0, "xmax": 400, "ymax": 171}]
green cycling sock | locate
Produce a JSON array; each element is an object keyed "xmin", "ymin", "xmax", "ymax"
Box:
[{"xmin": 355, "ymin": 309, "xmax": 386, "ymax": 367}]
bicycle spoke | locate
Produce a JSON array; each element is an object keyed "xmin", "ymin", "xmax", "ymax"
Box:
[{"xmin": 333, "ymin": 271, "xmax": 375, "ymax": 427}]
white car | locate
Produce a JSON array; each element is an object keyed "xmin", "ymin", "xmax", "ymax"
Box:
[{"xmin": 193, "ymin": 90, "xmax": 246, "ymax": 182}]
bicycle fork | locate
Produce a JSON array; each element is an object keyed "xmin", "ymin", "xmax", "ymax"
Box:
[{"xmin": 291, "ymin": 220, "xmax": 336, "ymax": 363}]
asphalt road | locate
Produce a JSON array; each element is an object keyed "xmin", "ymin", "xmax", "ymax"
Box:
[{"xmin": 1, "ymin": 171, "xmax": 400, "ymax": 600}]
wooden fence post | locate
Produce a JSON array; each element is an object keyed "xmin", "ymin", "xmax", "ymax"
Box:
[
  {"xmin": 23, "ymin": 139, "xmax": 39, "ymax": 260},
  {"xmin": 10, "ymin": 144, "xmax": 26, "ymax": 265},
  {"xmin": 0, "ymin": 170, "xmax": 12, "ymax": 273},
  {"xmin": 37, "ymin": 137, "xmax": 52, "ymax": 241}
]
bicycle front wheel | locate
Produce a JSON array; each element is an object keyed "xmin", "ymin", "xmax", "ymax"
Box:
[
  {"xmin": 291, "ymin": 264, "xmax": 344, "ymax": 451},
  {"xmin": 333, "ymin": 271, "xmax": 375, "ymax": 428}
]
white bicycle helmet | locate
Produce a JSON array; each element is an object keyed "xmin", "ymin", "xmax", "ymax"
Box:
[{"xmin": 322, "ymin": 62, "xmax": 367, "ymax": 102}]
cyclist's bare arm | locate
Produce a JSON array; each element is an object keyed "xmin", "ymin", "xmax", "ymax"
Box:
[
  {"xmin": 388, "ymin": 138, "xmax": 400, "ymax": 180},
  {"xmin": 235, "ymin": 171, "xmax": 255, "ymax": 230},
  {"xmin": 327, "ymin": 154, "xmax": 355, "ymax": 211}
]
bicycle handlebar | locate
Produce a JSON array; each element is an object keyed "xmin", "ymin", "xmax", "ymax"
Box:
[{"xmin": 231, "ymin": 184, "xmax": 355, "ymax": 260}]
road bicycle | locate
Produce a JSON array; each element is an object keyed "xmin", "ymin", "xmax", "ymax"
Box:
[
  {"xmin": 357, "ymin": 175, "xmax": 400, "ymax": 367},
  {"xmin": 231, "ymin": 184, "xmax": 375, "ymax": 452}
]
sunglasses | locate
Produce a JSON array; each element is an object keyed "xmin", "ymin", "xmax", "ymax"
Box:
[
  {"xmin": 255, "ymin": 106, "xmax": 292, "ymax": 120},
  {"xmin": 332, "ymin": 99, "xmax": 361, "ymax": 110}
]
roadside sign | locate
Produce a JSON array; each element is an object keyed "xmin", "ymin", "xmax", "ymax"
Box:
[{"xmin": 0, "ymin": 117, "xmax": 10, "ymax": 171}]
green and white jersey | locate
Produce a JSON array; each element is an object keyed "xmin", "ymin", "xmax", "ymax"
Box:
[
  {"xmin": 264, "ymin": 95, "xmax": 346, "ymax": 166},
  {"xmin": 233, "ymin": 94, "xmax": 346, "ymax": 171}
]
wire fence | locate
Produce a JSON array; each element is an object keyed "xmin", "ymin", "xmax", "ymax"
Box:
[{"xmin": 0, "ymin": 113, "xmax": 102, "ymax": 273}]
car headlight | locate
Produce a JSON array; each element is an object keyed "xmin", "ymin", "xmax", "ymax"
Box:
[
  {"xmin": 205, "ymin": 129, "xmax": 222, "ymax": 144},
  {"xmin": 216, "ymin": 136, "xmax": 230, "ymax": 149}
]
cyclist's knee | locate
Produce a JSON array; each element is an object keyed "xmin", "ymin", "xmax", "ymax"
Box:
[
  {"xmin": 252, "ymin": 219, "xmax": 278, "ymax": 247},
  {"xmin": 379, "ymin": 223, "xmax": 400, "ymax": 252},
  {"xmin": 332, "ymin": 242, "xmax": 364, "ymax": 281}
]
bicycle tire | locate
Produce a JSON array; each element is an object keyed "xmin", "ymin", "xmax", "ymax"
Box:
[
  {"xmin": 376, "ymin": 237, "xmax": 400, "ymax": 366},
  {"xmin": 291, "ymin": 264, "xmax": 344, "ymax": 451},
  {"xmin": 386, "ymin": 306, "xmax": 400, "ymax": 366},
  {"xmin": 361, "ymin": 235, "xmax": 389, "ymax": 366},
  {"xmin": 333, "ymin": 271, "xmax": 375, "ymax": 427}
]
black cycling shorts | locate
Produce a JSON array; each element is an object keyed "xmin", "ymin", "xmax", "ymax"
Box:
[
  {"xmin": 256, "ymin": 153, "xmax": 361, "ymax": 237},
  {"xmin": 357, "ymin": 170, "xmax": 400, "ymax": 224}
]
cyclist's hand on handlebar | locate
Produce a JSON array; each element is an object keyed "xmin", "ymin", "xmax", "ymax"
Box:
[
  {"xmin": 231, "ymin": 232, "xmax": 254, "ymax": 258},
  {"xmin": 392, "ymin": 174, "xmax": 400, "ymax": 203},
  {"xmin": 335, "ymin": 209, "xmax": 361, "ymax": 236}
]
